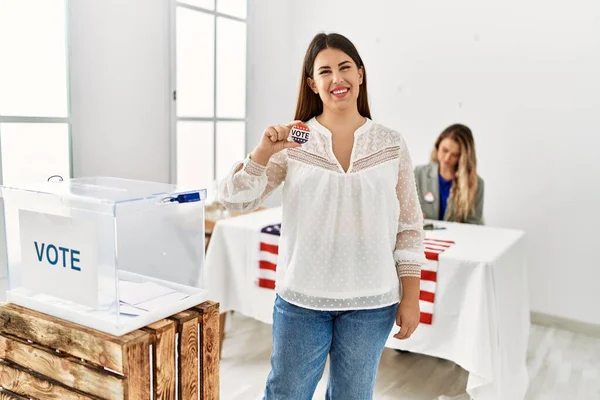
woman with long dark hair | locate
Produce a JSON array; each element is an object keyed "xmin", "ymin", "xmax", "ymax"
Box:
[{"xmin": 219, "ymin": 32, "xmax": 425, "ymax": 399}]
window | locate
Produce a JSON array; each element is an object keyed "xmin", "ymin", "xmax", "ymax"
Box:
[
  {"xmin": 172, "ymin": 0, "xmax": 247, "ymax": 198},
  {"xmin": 0, "ymin": 0, "xmax": 71, "ymax": 187},
  {"xmin": 0, "ymin": 0, "xmax": 71, "ymax": 296}
]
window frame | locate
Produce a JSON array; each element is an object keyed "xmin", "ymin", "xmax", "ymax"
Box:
[{"xmin": 170, "ymin": 0, "xmax": 248, "ymax": 188}]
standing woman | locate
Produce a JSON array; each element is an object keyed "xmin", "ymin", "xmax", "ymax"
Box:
[
  {"xmin": 414, "ymin": 124, "xmax": 484, "ymax": 224},
  {"xmin": 218, "ymin": 32, "xmax": 425, "ymax": 399}
]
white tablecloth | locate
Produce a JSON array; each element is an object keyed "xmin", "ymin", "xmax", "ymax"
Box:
[{"xmin": 205, "ymin": 207, "xmax": 530, "ymax": 400}]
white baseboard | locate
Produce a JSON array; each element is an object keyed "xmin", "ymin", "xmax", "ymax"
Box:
[{"xmin": 531, "ymin": 312, "xmax": 600, "ymax": 338}]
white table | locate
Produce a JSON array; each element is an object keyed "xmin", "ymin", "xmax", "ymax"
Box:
[{"xmin": 205, "ymin": 207, "xmax": 529, "ymax": 400}]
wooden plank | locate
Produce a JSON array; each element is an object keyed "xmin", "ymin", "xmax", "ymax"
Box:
[
  {"xmin": 122, "ymin": 334, "xmax": 151, "ymax": 400},
  {"xmin": 143, "ymin": 319, "xmax": 176, "ymax": 400},
  {"xmin": 0, "ymin": 388, "xmax": 30, "ymax": 400},
  {"xmin": 219, "ymin": 312, "xmax": 227, "ymax": 359},
  {"xmin": 0, "ymin": 333, "xmax": 125, "ymax": 400},
  {"xmin": 0, "ymin": 359, "xmax": 98, "ymax": 400},
  {"xmin": 0, "ymin": 303, "xmax": 146, "ymax": 373},
  {"xmin": 170, "ymin": 310, "xmax": 200, "ymax": 400},
  {"xmin": 195, "ymin": 301, "xmax": 220, "ymax": 400}
]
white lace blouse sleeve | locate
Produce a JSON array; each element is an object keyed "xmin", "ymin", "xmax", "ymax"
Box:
[
  {"xmin": 217, "ymin": 150, "xmax": 287, "ymax": 213},
  {"xmin": 394, "ymin": 136, "xmax": 426, "ymax": 278}
]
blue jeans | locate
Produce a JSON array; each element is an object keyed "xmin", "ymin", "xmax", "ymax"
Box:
[{"xmin": 263, "ymin": 295, "xmax": 398, "ymax": 400}]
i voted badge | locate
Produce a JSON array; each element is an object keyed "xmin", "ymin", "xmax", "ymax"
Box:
[
  {"xmin": 290, "ymin": 122, "xmax": 310, "ymax": 144},
  {"xmin": 424, "ymin": 192, "xmax": 435, "ymax": 203}
]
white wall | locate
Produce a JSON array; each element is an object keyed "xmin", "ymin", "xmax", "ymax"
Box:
[
  {"xmin": 68, "ymin": 0, "xmax": 171, "ymax": 183},
  {"xmin": 247, "ymin": 0, "xmax": 600, "ymax": 325},
  {"xmin": 245, "ymin": 0, "xmax": 295, "ymax": 206},
  {"xmin": 246, "ymin": 0, "xmax": 295, "ymax": 146}
]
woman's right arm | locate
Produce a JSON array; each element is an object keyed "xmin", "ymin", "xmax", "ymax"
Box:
[
  {"xmin": 218, "ymin": 152, "xmax": 287, "ymax": 213},
  {"xmin": 217, "ymin": 122, "xmax": 301, "ymax": 213}
]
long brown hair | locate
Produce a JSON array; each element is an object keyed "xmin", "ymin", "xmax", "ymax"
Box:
[
  {"xmin": 430, "ymin": 124, "xmax": 478, "ymax": 222},
  {"xmin": 294, "ymin": 33, "xmax": 371, "ymax": 121}
]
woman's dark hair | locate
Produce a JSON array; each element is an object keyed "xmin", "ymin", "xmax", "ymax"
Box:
[{"xmin": 294, "ymin": 33, "xmax": 371, "ymax": 121}]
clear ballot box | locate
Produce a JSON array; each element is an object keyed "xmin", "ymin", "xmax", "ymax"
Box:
[{"xmin": 0, "ymin": 177, "xmax": 208, "ymax": 336}]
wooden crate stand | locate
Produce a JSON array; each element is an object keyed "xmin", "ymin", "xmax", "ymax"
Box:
[{"xmin": 0, "ymin": 301, "xmax": 220, "ymax": 400}]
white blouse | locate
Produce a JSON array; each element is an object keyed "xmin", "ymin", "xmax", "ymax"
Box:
[{"xmin": 218, "ymin": 117, "xmax": 426, "ymax": 311}]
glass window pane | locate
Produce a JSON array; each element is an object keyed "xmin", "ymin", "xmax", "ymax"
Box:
[
  {"xmin": 217, "ymin": 0, "xmax": 247, "ymax": 19},
  {"xmin": 216, "ymin": 121, "xmax": 245, "ymax": 180},
  {"xmin": 216, "ymin": 18, "xmax": 246, "ymax": 118},
  {"xmin": 178, "ymin": 0, "xmax": 214, "ymax": 11},
  {"xmin": 176, "ymin": 8, "xmax": 215, "ymax": 118},
  {"xmin": 176, "ymin": 121, "xmax": 214, "ymax": 191},
  {"xmin": 0, "ymin": 0, "xmax": 68, "ymax": 117},
  {"xmin": 0, "ymin": 123, "xmax": 70, "ymax": 186}
]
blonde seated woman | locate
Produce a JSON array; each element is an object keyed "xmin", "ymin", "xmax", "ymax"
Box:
[{"xmin": 414, "ymin": 124, "xmax": 484, "ymax": 225}]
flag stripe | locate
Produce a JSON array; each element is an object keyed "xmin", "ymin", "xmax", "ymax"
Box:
[
  {"xmin": 420, "ymin": 290, "xmax": 435, "ymax": 303},
  {"xmin": 259, "ymin": 260, "xmax": 277, "ymax": 271},
  {"xmin": 425, "ymin": 251, "xmax": 440, "ymax": 261},
  {"xmin": 260, "ymin": 242, "xmax": 278, "ymax": 255},
  {"xmin": 258, "ymin": 268, "xmax": 276, "ymax": 281},
  {"xmin": 424, "ymin": 243, "xmax": 451, "ymax": 251},
  {"xmin": 259, "ymin": 251, "xmax": 278, "ymax": 265},
  {"xmin": 424, "ymin": 238, "xmax": 455, "ymax": 245},
  {"xmin": 258, "ymin": 278, "xmax": 275, "ymax": 289},
  {"xmin": 420, "ymin": 300, "xmax": 434, "ymax": 314},
  {"xmin": 421, "ymin": 261, "xmax": 439, "ymax": 272},
  {"xmin": 420, "ymin": 312, "xmax": 433, "ymax": 324},
  {"xmin": 421, "ymin": 270, "xmax": 437, "ymax": 281},
  {"xmin": 424, "ymin": 238, "xmax": 453, "ymax": 243},
  {"xmin": 420, "ymin": 280, "xmax": 436, "ymax": 293},
  {"xmin": 425, "ymin": 244, "xmax": 451, "ymax": 251},
  {"xmin": 424, "ymin": 247, "xmax": 444, "ymax": 253}
]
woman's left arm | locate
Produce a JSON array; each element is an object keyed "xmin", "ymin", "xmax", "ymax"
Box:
[
  {"xmin": 394, "ymin": 136, "xmax": 426, "ymax": 339},
  {"xmin": 467, "ymin": 178, "xmax": 485, "ymax": 225}
]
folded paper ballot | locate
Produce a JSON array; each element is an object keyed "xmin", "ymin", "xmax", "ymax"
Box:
[
  {"xmin": 118, "ymin": 303, "xmax": 149, "ymax": 316},
  {"xmin": 134, "ymin": 291, "xmax": 190, "ymax": 311},
  {"xmin": 118, "ymin": 280, "xmax": 190, "ymax": 316},
  {"xmin": 119, "ymin": 281, "xmax": 177, "ymax": 305}
]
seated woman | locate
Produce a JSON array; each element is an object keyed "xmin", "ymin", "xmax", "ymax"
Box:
[{"xmin": 414, "ymin": 124, "xmax": 484, "ymax": 224}]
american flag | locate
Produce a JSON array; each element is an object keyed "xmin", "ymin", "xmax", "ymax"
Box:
[
  {"xmin": 257, "ymin": 224, "xmax": 454, "ymax": 324},
  {"xmin": 257, "ymin": 223, "xmax": 281, "ymax": 290},
  {"xmin": 419, "ymin": 237, "xmax": 455, "ymax": 324}
]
